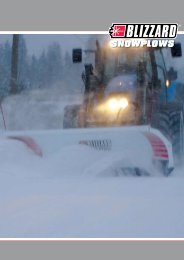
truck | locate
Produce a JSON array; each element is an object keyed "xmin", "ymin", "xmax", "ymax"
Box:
[{"xmin": 63, "ymin": 39, "xmax": 183, "ymax": 174}]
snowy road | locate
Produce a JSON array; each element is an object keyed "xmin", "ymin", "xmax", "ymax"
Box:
[{"xmin": 1, "ymin": 166, "xmax": 184, "ymax": 238}]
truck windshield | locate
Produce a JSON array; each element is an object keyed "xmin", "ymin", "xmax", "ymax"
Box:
[{"xmin": 103, "ymin": 48, "xmax": 148, "ymax": 82}]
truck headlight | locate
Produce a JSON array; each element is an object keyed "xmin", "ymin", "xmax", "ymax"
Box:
[
  {"xmin": 107, "ymin": 97, "xmax": 129, "ymax": 111},
  {"xmin": 119, "ymin": 98, "xmax": 129, "ymax": 109}
]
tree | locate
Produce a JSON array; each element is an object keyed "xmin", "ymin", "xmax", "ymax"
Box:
[
  {"xmin": 37, "ymin": 51, "xmax": 48, "ymax": 88},
  {"xmin": 46, "ymin": 42, "xmax": 63, "ymax": 85},
  {"xmin": 0, "ymin": 41, "xmax": 11, "ymax": 97},
  {"xmin": 29, "ymin": 55, "xmax": 39, "ymax": 88},
  {"xmin": 64, "ymin": 51, "xmax": 72, "ymax": 73}
]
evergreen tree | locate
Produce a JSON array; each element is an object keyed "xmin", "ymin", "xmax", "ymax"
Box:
[
  {"xmin": 29, "ymin": 55, "xmax": 39, "ymax": 88},
  {"xmin": 46, "ymin": 42, "xmax": 63, "ymax": 85},
  {"xmin": 64, "ymin": 51, "xmax": 72, "ymax": 73},
  {"xmin": 0, "ymin": 41, "xmax": 11, "ymax": 97},
  {"xmin": 0, "ymin": 37, "xmax": 67, "ymax": 94},
  {"xmin": 37, "ymin": 51, "xmax": 48, "ymax": 88}
]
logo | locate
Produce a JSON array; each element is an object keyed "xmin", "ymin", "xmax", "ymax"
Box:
[
  {"xmin": 109, "ymin": 23, "xmax": 178, "ymax": 48},
  {"xmin": 109, "ymin": 23, "xmax": 178, "ymax": 38},
  {"xmin": 110, "ymin": 25, "xmax": 126, "ymax": 38}
]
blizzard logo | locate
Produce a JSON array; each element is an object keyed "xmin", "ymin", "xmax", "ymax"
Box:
[{"xmin": 109, "ymin": 24, "xmax": 178, "ymax": 39}]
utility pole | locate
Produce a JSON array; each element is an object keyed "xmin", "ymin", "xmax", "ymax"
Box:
[{"xmin": 10, "ymin": 34, "xmax": 19, "ymax": 94}]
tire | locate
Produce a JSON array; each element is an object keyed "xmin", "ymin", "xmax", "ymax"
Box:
[
  {"xmin": 152, "ymin": 104, "xmax": 184, "ymax": 165},
  {"xmin": 169, "ymin": 109, "xmax": 184, "ymax": 163},
  {"xmin": 63, "ymin": 105, "xmax": 81, "ymax": 129},
  {"xmin": 151, "ymin": 109, "xmax": 171, "ymax": 140}
]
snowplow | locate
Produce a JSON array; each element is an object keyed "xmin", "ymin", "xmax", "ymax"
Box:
[
  {"xmin": 62, "ymin": 39, "xmax": 183, "ymax": 175},
  {"xmin": 0, "ymin": 126, "xmax": 174, "ymax": 177}
]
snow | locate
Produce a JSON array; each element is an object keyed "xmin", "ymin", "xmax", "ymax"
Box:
[
  {"xmin": 0, "ymin": 88, "xmax": 184, "ymax": 238},
  {"xmin": 1, "ymin": 155, "xmax": 184, "ymax": 238}
]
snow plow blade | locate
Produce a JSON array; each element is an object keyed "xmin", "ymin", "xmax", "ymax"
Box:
[{"xmin": 1, "ymin": 125, "xmax": 174, "ymax": 176}]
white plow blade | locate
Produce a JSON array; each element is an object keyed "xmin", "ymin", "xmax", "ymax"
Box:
[{"xmin": 1, "ymin": 125, "xmax": 174, "ymax": 176}]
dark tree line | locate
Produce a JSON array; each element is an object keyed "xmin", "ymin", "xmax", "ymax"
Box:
[{"xmin": 0, "ymin": 35, "xmax": 72, "ymax": 97}]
